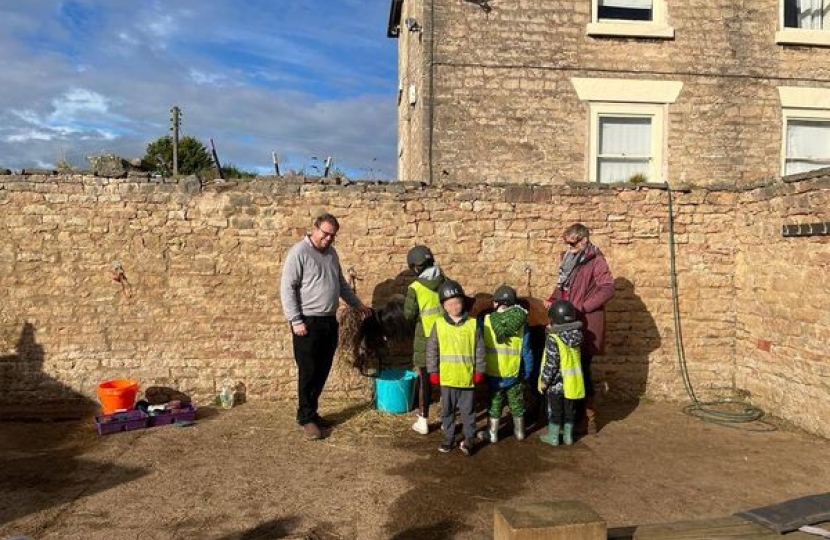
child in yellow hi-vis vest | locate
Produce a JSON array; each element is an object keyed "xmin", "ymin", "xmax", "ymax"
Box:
[
  {"xmin": 539, "ymin": 300, "xmax": 585, "ymax": 446},
  {"xmin": 426, "ymin": 280, "xmax": 486, "ymax": 456},
  {"xmin": 404, "ymin": 245, "xmax": 449, "ymax": 435},
  {"xmin": 479, "ymin": 285, "xmax": 534, "ymax": 444}
]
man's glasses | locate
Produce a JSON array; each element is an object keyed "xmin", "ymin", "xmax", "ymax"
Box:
[
  {"xmin": 565, "ymin": 238, "xmax": 582, "ymax": 247},
  {"xmin": 318, "ymin": 228, "xmax": 337, "ymax": 239}
]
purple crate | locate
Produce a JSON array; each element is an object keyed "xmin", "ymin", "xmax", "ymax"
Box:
[
  {"xmin": 94, "ymin": 410, "xmax": 149, "ymax": 435},
  {"xmin": 147, "ymin": 403, "xmax": 197, "ymax": 427}
]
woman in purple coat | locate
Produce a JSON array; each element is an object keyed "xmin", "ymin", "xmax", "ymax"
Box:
[{"xmin": 544, "ymin": 223, "xmax": 615, "ymax": 434}]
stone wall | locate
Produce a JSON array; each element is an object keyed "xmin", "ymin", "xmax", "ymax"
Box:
[
  {"xmin": 0, "ymin": 171, "xmax": 828, "ymax": 436},
  {"xmin": 732, "ymin": 173, "xmax": 830, "ymax": 437},
  {"xmin": 394, "ymin": 0, "xmax": 830, "ymax": 185}
]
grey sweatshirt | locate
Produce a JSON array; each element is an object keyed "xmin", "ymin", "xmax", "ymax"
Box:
[{"xmin": 280, "ymin": 236, "xmax": 361, "ymax": 323}]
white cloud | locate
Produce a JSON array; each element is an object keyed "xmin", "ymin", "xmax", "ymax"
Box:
[
  {"xmin": 5, "ymin": 88, "xmax": 119, "ymax": 144},
  {"xmin": 189, "ymin": 69, "xmax": 228, "ymax": 87},
  {"xmin": 117, "ymin": 32, "xmax": 139, "ymax": 46},
  {"xmin": 51, "ymin": 88, "xmax": 110, "ymax": 119},
  {"xmin": 145, "ymin": 14, "xmax": 175, "ymax": 42},
  {"xmin": 7, "ymin": 130, "xmax": 55, "ymax": 143}
]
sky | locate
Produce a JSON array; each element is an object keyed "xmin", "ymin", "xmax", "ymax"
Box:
[{"xmin": 0, "ymin": 1, "xmax": 399, "ymax": 179}]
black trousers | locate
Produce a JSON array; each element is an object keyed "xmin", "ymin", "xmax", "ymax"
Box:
[
  {"xmin": 414, "ymin": 367, "xmax": 432, "ymax": 417},
  {"xmin": 546, "ymin": 391, "xmax": 577, "ymax": 425},
  {"xmin": 582, "ymin": 354, "xmax": 594, "ymax": 397},
  {"xmin": 292, "ymin": 316, "xmax": 339, "ymax": 425}
]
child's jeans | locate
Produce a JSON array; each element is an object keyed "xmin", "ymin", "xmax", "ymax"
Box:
[
  {"xmin": 440, "ymin": 386, "xmax": 476, "ymax": 446},
  {"xmin": 546, "ymin": 390, "xmax": 577, "ymax": 425}
]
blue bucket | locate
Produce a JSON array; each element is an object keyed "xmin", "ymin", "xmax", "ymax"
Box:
[{"xmin": 375, "ymin": 369, "xmax": 417, "ymax": 414}]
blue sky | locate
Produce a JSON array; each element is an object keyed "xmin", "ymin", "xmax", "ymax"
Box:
[{"xmin": 0, "ymin": 1, "xmax": 398, "ymax": 178}]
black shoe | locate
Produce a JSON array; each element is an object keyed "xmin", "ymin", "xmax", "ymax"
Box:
[
  {"xmin": 459, "ymin": 439, "xmax": 474, "ymax": 456},
  {"xmin": 438, "ymin": 443, "xmax": 454, "ymax": 453},
  {"xmin": 312, "ymin": 414, "xmax": 330, "ymax": 429}
]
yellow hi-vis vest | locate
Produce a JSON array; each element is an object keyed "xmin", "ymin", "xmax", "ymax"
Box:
[
  {"xmin": 539, "ymin": 334, "xmax": 585, "ymax": 400},
  {"xmin": 435, "ymin": 317, "xmax": 477, "ymax": 388},
  {"xmin": 482, "ymin": 314, "xmax": 523, "ymax": 378},
  {"xmin": 409, "ymin": 281, "xmax": 443, "ymax": 337}
]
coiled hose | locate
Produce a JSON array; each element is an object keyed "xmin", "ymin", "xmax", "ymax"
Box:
[{"xmin": 666, "ymin": 184, "xmax": 769, "ymax": 428}]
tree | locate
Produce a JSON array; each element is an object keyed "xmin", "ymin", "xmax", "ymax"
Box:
[
  {"xmin": 142, "ymin": 135, "xmax": 214, "ymax": 176},
  {"xmin": 220, "ymin": 163, "xmax": 258, "ymax": 179}
]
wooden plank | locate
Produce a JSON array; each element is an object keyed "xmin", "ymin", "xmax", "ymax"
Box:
[{"xmin": 633, "ymin": 516, "xmax": 827, "ymax": 540}]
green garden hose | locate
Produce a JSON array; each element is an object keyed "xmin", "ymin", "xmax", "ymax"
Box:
[{"xmin": 666, "ymin": 184, "xmax": 768, "ymax": 427}]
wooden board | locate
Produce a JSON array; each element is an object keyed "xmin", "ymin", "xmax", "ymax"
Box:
[{"xmin": 631, "ymin": 516, "xmax": 828, "ymax": 540}]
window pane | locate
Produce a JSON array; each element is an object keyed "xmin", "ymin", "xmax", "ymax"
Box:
[
  {"xmin": 599, "ymin": 0, "xmax": 653, "ymax": 21},
  {"xmin": 787, "ymin": 120, "xmax": 830, "ymax": 159},
  {"xmin": 783, "ymin": 0, "xmax": 827, "ymax": 29},
  {"xmin": 785, "ymin": 159, "xmax": 830, "ymax": 175},
  {"xmin": 598, "ymin": 158, "xmax": 651, "ymax": 183},
  {"xmin": 599, "ymin": 117, "xmax": 652, "ymax": 156}
]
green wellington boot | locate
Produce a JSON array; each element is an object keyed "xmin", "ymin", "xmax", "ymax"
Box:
[
  {"xmin": 540, "ymin": 423, "xmax": 561, "ymax": 446},
  {"xmin": 563, "ymin": 422, "xmax": 575, "ymax": 445}
]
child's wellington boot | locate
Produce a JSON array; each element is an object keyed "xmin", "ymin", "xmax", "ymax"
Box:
[
  {"xmin": 513, "ymin": 417, "xmax": 525, "ymax": 441},
  {"xmin": 563, "ymin": 422, "xmax": 575, "ymax": 445},
  {"xmin": 487, "ymin": 417, "xmax": 499, "ymax": 443},
  {"xmin": 540, "ymin": 423, "xmax": 561, "ymax": 446}
]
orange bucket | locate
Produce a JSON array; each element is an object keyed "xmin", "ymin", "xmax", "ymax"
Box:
[{"xmin": 96, "ymin": 379, "xmax": 140, "ymax": 414}]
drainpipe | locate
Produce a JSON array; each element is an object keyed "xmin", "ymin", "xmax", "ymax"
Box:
[{"xmin": 426, "ymin": 0, "xmax": 436, "ymax": 185}]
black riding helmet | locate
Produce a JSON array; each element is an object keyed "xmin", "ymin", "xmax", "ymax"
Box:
[
  {"xmin": 493, "ymin": 285, "xmax": 517, "ymax": 306},
  {"xmin": 437, "ymin": 279, "xmax": 465, "ymax": 303},
  {"xmin": 406, "ymin": 245, "xmax": 435, "ymax": 273},
  {"xmin": 548, "ymin": 300, "xmax": 577, "ymax": 325}
]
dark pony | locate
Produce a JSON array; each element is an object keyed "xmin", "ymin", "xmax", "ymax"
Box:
[{"xmin": 337, "ymin": 297, "xmax": 411, "ymax": 377}]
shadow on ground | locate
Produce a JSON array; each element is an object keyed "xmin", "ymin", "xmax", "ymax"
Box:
[
  {"xmin": 0, "ymin": 321, "xmax": 148, "ymax": 529},
  {"xmin": 383, "ymin": 430, "xmax": 597, "ymax": 540},
  {"xmin": 211, "ymin": 516, "xmax": 301, "ymax": 540}
]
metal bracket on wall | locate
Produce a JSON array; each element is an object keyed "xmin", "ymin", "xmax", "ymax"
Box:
[{"xmin": 782, "ymin": 222, "xmax": 830, "ymax": 237}]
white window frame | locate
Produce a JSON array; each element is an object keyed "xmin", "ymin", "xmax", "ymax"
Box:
[
  {"xmin": 778, "ymin": 86, "xmax": 830, "ymax": 175},
  {"xmin": 781, "ymin": 112, "xmax": 830, "ymax": 175},
  {"xmin": 589, "ymin": 103, "xmax": 665, "ymax": 184},
  {"xmin": 572, "ymin": 78, "xmax": 682, "ymax": 184},
  {"xmin": 587, "ymin": 0, "xmax": 675, "ymax": 39},
  {"xmin": 776, "ymin": 0, "xmax": 830, "ymax": 47}
]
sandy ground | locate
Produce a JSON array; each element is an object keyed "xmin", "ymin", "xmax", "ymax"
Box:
[{"xmin": 1, "ymin": 399, "xmax": 829, "ymax": 540}]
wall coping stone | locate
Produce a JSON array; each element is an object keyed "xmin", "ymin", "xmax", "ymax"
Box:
[{"xmin": 1, "ymin": 171, "xmax": 828, "ymax": 200}]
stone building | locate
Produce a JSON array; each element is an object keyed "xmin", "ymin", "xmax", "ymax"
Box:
[{"xmin": 387, "ymin": 0, "xmax": 830, "ymax": 186}]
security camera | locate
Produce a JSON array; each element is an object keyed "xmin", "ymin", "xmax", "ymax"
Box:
[{"xmin": 404, "ymin": 17, "xmax": 421, "ymax": 32}]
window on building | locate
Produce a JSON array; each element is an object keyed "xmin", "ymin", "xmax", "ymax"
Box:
[
  {"xmin": 777, "ymin": 0, "xmax": 830, "ymax": 45},
  {"xmin": 597, "ymin": 116, "xmax": 653, "ymax": 183},
  {"xmin": 784, "ymin": 118, "xmax": 830, "ymax": 175},
  {"xmin": 778, "ymin": 87, "xmax": 830, "ymax": 174},
  {"xmin": 588, "ymin": 0, "xmax": 673, "ymax": 38},
  {"xmin": 783, "ymin": 0, "xmax": 828, "ymax": 29},
  {"xmin": 587, "ymin": 103, "xmax": 665, "ymax": 184},
  {"xmin": 572, "ymin": 78, "xmax": 681, "ymax": 184},
  {"xmin": 598, "ymin": 0, "xmax": 653, "ymax": 22}
]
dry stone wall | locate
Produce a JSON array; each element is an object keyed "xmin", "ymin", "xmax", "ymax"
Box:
[
  {"xmin": 732, "ymin": 174, "xmax": 830, "ymax": 437},
  {"xmin": 0, "ymin": 171, "xmax": 827, "ymax": 436}
]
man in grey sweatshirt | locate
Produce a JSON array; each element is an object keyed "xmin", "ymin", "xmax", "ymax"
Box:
[{"xmin": 280, "ymin": 213, "xmax": 369, "ymax": 440}]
